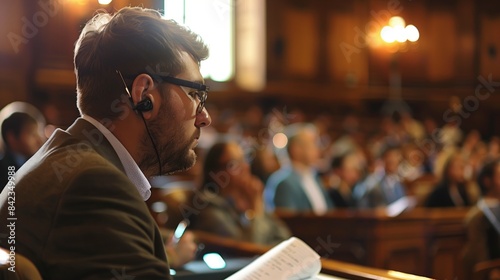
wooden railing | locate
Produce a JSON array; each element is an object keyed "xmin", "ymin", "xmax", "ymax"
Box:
[
  {"xmin": 192, "ymin": 230, "xmax": 434, "ymax": 280},
  {"xmin": 275, "ymin": 207, "xmax": 469, "ymax": 280}
]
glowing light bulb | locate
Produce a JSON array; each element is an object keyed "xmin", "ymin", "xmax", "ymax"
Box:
[
  {"xmin": 389, "ymin": 16, "xmax": 405, "ymax": 28},
  {"xmin": 394, "ymin": 26, "xmax": 407, "ymax": 42},
  {"xmin": 381, "ymin": 26, "xmax": 395, "ymax": 43},
  {"xmin": 98, "ymin": 0, "xmax": 112, "ymax": 5},
  {"xmin": 405, "ymin": 25, "xmax": 419, "ymax": 42}
]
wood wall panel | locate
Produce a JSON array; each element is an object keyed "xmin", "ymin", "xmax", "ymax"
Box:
[
  {"xmin": 479, "ymin": 15, "xmax": 500, "ymax": 81},
  {"xmin": 0, "ymin": 0, "xmax": 30, "ymax": 108},
  {"xmin": 426, "ymin": 12, "xmax": 457, "ymax": 82},
  {"xmin": 0, "ymin": 0, "xmax": 26, "ymax": 55},
  {"xmin": 4, "ymin": 0, "xmax": 500, "ymax": 134},
  {"xmin": 455, "ymin": 0, "xmax": 475, "ymax": 84},
  {"xmin": 327, "ymin": 14, "xmax": 369, "ymax": 86},
  {"xmin": 282, "ymin": 6, "xmax": 319, "ymax": 79}
]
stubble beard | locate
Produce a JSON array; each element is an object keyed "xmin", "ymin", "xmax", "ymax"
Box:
[{"xmin": 138, "ymin": 115, "xmax": 197, "ymax": 177}]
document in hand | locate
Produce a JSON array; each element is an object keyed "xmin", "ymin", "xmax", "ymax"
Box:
[{"xmin": 225, "ymin": 237, "xmax": 345, "ymax": 280}]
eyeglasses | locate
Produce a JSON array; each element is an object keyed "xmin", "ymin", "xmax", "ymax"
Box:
[
  {"xmin": 118, "ymin": 71, "xmax": 209, "ymax": 114},
  {"xmin": 151, "ymin": 74, "xmax": 209, "ymax": 114}
]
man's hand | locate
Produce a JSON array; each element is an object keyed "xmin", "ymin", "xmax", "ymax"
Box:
[{"xmin": 165, "ymin": 231, "xmax": 197, "ymax": 269}]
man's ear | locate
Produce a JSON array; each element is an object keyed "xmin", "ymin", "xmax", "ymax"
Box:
[{"xmin": 131, "ymin": 74, "xmax": 159, "ymax": 119}]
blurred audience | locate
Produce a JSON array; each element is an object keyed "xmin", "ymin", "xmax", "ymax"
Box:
[
  {"xmin": 264, "ymin": 123, "xmax": 334, "ymax": 214},
  {"xmin": 0, "ymin": 112, "xmax": 44, "ymax": 189},
  {"xmin": 160, "ymin": 101, "xmax": 499, "ymax": 214},
  {"xmin": 190, "ymin": 140, "xmax": 291, "ymax": 246},
  {"xmin": 357, "ymin": 145, "xmax": 406, "ymax": 208},
  {"xmin": 325, "ymin": 152, "xmax": 362, "ymax": 208},
  {"xmin": 425, "ymin": 152, "xmax": 474, "ymax": 208},
  {"xmin": 399, "ymin": 142, "xmax": 426, "ymax": 182},
  {"xmin": 400, "ymin": 111, "xmax": 425, "ymax": 142},
  {"xmin": 250, "ymin": 145, "xmax": 280, "ymax": 184}
]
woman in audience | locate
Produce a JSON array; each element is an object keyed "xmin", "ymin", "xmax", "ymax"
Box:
[
  {"xmin": 425, "ymin": 152, "xmax": 474, "ymax": 208},
  {"xmin": 462, "ymin": 160, "xmax": 500, "ymax": 279},
  {"xmin": 189, "ymin": 140, "xmax": 291, "ymax": 246},
  {"xmin": 250, "ymin": 145, "xmax": 280, "ymax": 184}
]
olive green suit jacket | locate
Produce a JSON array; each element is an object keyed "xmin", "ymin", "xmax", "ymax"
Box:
[{"xmin": 0, "ymin": 118, "xmax": 170, "ymax": 279}]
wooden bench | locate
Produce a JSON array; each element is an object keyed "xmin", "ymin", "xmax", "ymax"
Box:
[{"xmin": 275, "ymin": 207, "xmax": 469, "ymax": 279}]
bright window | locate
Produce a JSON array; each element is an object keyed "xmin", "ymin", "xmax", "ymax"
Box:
[{"xmin": 163, "ymin": 0, "xmax": 234, "ymax": 82}]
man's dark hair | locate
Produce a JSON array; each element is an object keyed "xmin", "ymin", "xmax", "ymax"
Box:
[
  {"xmin": 331, "ymin": 154, "xmax": 346, "ymax": 170},
  {"xmin": 74, "ymin": 7, "xmax": 209, "ymax": 120},
  {"xmin": 379, "ymin": 144, "xmax": 401, "ymax": 159},
  {"xmin": 1, "ymin": 112, "xmax": 37, "ymax": 147}
]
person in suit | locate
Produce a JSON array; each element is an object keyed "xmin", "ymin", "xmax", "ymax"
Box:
[
  {"xmin": 265, "ymin": 123, "xmax": 334, "ymax": 214},
  {"xmin": 0, "ymin": 112, "xmax": 43, "ymax": 190},
  {"xmin": 425, "ymin": 152, "xmax": 473, "ymax": 208},
  {"xmin": 190, "ymin": 140, "xmax": 291, "ymax": 245},
  {"xmin": 462, "ymin": 159, "xmax": 500, "ymax": 279},
  {"xmin": 326, "ymin": 152, "xmax": 362, "ymax": 208},
  {"xmin": 357, "ymin": 145, "xmax": 406, "ymax": 208},
  {"xmin": 0, "ymin": 7, "xmax": 211, "ymax": 280}
]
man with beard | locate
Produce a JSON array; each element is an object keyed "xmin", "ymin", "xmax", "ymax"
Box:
[{"xmin": 0, "ymin": 7, "xmax": 211, "ymax": 280}]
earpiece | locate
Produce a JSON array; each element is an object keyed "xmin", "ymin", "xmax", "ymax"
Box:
[
  {"xmin": 116, "ymin": 70, "xmax": 162, "ymax": 175},
  {"xmin": 134, "ymin": 98, "xmax": 153, "ymax": 112}
]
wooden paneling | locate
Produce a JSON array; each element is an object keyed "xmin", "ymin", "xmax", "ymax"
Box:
[
  {"xmin": 0, "ymin": 0, "xmax": 31, "ymax": 107},
  {"xmin": 426, "ymin": 12, "xmax": 457, "ymax": 82},
  {"xmin": 3, "ymin": 0, "xmax": 500, "ymax": 134},
  {"xmin": 276, "ymin": 208, "xmax": 469, "ymax": 279},
  {"xmin": 282, "ymin": 4, "xmax": 319, "ymax": 79},
  {"xmin": 327, "ymin": 13, "xmax": 369, "ymax": 85},
  {"xmin": 455, "ymin": 0, "xmax": 475, "ymax": 84},
  {"xmin": 0, "ymin": 0, "xmax": 26, "ymax": 55},
  {"xmin": 479, "ymin": 16, "xmax": 500, "ymax": 81},
  {"xmin": 192, "ymin": 230, "xmax": 433, "ymax": 280}
]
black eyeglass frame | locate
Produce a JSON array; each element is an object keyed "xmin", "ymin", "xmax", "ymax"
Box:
[
  {"xmin": 148, "ymin": 74, "xmax": 209, "ymax": 114},
  {"xmin": 120, "ymin": 71, "xmax": 209, "ymax": 114}
]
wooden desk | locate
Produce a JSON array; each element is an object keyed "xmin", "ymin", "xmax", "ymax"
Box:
[
  {"xmin": 275, "ymin": 208, "xmax": 469, "ymax": 280},
  {"xmin": 193, "ymin": 231, "xmax": 434, "ymax": 280}
]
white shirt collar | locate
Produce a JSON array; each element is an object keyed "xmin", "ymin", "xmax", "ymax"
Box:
[
  {"xmin": 294, "ymin": 167, "xmax": 328, "ymax": 215},
  {"xmin": 81, "ymin": 115, "xmax": 151, "ymax": 201}
]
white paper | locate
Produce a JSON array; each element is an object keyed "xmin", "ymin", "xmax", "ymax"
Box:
[{"xmin": 226, "ymin": 237, "xmax": 321, "ymax": 280}]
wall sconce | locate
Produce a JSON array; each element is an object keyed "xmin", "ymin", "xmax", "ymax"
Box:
[{"xmin": 380, "ymin": 16, "xmax": 419, "ymax": 44}]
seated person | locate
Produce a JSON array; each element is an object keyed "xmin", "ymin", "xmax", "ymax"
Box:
[
  {"xmin": 357, "ymin": 145, "xmax": 406, "ymax": 208},
  {"xmin": 189, "ymin": 140, "xmax": 291, "ymax": 246},
  {"xmin": 326, "ymin": 152, "xmax": 362, "ymax": 208},
  {"xmin": 250, "ymin": 145, "xmax": 280, "ymax": 184},
  {"xmin": 264, "ymin": 123, "xmax": 334, "ymax": 214},
  {"xmin": 462, "ymin": 159, "xmax": 500, "ymax": 278},
  {"xmin": 0, "ymin": 112, "xmax": 44, "ymax": 189},
  {"xmin": 425, "ymin": 152, "xmax": 473, "ymax": 208}
]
